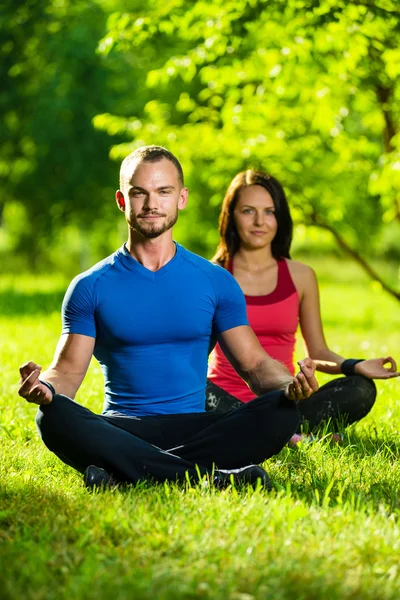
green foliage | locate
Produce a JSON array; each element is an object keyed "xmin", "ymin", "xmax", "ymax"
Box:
[
  {"xmin": 1, "ymin": 264, "xmax": 400, "ymax": 598},
  {"xmin": 0, "ymin": 0, "xmax": 141, "ymax": 267},
  {"xmin": 97, "ymin": 0, "xmax": 400, "ymax": 259},
  {"xmin": 1, "ymin": 0, "xmax": 400, "ymax": 278}
]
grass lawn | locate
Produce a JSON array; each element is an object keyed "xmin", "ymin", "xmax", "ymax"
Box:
[{"xmin": 1, "ymin": 258, "xmax": 400, "ymax": 600}]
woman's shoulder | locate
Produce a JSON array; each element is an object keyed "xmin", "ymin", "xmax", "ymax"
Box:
[
  {"xmin": 284, "ymin": 259, "xmax": 318, "ymax": 292},
  {"xmin": 285, "ymin": 258, "xmax": 314, "ymax": 276}
]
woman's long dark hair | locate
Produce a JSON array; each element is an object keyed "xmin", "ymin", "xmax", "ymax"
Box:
[{"xmin": 212, "ymin": 170, "xmax": 293, "ymax": 266}]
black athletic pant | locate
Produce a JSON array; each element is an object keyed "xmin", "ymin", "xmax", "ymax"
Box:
[
  {"xmin": 206, "ymin": 375, "xmax": 376, "ymax": 432},
  {"xmin": 36, "ymin": 390, "xmax": 300, "ymax": 485}
]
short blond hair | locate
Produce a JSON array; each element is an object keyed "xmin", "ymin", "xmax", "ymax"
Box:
[{"xmin": 119, "ymin": 145, "xmax": 184, "ymax": 188}]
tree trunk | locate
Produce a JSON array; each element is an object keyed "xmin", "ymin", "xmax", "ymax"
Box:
[
  {"xmin": 375, "ymin": 85, "xmax": 400, "ymax": 223},
  {"xmin": 310, "ymin": 211, "xmax": 400, "ymax": 303}
]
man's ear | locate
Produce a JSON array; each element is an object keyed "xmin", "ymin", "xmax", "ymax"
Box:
[
  {"xmin": 178, "ymin": 187, "xmax": 189, "ymax": 211},
  {"xmin": 116, "ymin": 190, "xmax": 125, "ymax": 211}
]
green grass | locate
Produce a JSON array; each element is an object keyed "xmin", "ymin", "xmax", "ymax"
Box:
[{"xmin": 1, "ymin": 258, "xmax": 400, "ymax": 600}]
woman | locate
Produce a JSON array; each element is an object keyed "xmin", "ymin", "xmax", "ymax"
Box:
[{"xmin": 207, "ymin": 170, "xmax": 399, "ymax": 433}]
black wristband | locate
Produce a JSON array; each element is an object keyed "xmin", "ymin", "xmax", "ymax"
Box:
[
  {"xmin": 39, "ymin": 379, "xmax": 56, "ymax": 395},
  {"xmin": 340, "ymin": 359, "xmax": 364, "ymax": 376}
]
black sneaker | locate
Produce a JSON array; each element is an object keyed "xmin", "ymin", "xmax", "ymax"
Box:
[
  {"xmin": 84, "ymin": 465, "xmax": 115, "ymax": 490},
  {"xmin": 215, "ymin": 465, "xmax": 272, "ymax": 491}
]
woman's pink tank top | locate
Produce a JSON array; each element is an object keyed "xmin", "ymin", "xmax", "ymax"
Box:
[{"xmin": 207, "ymin": 258, "xmax": 300, "ymax": 402}]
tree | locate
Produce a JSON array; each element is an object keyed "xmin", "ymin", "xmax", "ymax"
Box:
[
  {"xmin": 0, "ymin": 0, "xmax": 142, "ymax": 269},
  {"xmin": 97, "ymin": 0, "xmax": 400, "ymax": 301}
]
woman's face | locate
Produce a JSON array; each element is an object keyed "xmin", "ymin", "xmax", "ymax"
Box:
[{"xmin": 233, "ymin": 185, "xmax": 278, "ymax": 250}]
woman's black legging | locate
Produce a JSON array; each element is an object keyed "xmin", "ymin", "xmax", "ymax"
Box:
[{"xmin": 206, "ymin": 375, "xmax": 377, "ymax": 432}]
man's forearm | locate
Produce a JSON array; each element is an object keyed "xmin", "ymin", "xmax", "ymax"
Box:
[
  {"xmin": 244, "ymin": 356, "xmax": 293, "ymax": 396},
  {"xmin": 39, "ymin": 368, "xmax": 83, "ymax": 399}
]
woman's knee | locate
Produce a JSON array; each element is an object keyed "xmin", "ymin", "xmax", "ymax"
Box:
[
  {"xmin": 349, "ymin": 375, "xmax": 377, "ymax": 409},
  {"xmin": 205, "ymin": 380, "xmax": 242, "ymax": 413},
  {"xmin": 334, "ymin": 375, "xmax": 377, "ymax": 424}
]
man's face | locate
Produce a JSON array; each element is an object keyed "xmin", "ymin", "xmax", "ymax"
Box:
[{"xmin": 118, "ymin": 159, "xmax": 188, "ymax": 239}]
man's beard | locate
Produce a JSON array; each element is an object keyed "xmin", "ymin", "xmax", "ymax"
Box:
[{"xmin": 127, "ymin": 210, "xmax": 178, "ymax": 239}]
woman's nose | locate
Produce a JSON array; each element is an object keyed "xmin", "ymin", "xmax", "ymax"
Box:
[{"xmin": 254, "ymin": 211, "xmax": 263, "ymax": 225}]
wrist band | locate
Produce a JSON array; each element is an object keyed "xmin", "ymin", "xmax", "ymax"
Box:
[
  {"xmin": 39, "ymin": 379, "xmax": 56, "ymax": 395},
  {"xmin": 340, "ymin": 359, "xmax": 364, "ymax": 376}
]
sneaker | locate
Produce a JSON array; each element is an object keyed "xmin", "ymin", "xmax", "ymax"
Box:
[
  {"xmin": 83, "ymin": 465, "xmax": 115, "ymax": 490},
  {"xmin": 288, "ymin": 433, "xmax": 318, "ymax": 447},
  {"xmin": 288, "ymin": 432, "xmax": 344, "ymax": 447},
  {"xmin": 215, "ymin": 465, "xmax": 272, "ymax": 490}
]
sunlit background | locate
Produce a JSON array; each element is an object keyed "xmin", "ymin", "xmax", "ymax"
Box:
[{"xmin": 1, "ymin": 0, "xmax": 399, "ymax": 302}]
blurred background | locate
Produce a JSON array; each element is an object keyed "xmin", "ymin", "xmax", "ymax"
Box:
[{"xmin": 1, "ymin": 0, "xmax": 399, "ymax": 302}]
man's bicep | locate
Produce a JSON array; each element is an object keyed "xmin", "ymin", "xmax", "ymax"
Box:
[
  {"xmin": 62, "ymin": 275, "xmax": 97, "ymax": 338},
  {"xmin": 218, "ymin": 325, "xmax": 265, "ymax": 374},
  {"xmin": 212, "ymin": 268, "xmax": 249, "ymax": 334},
  {"xmin": 52, "ymin": 333, "xmax": 95, "ymax": 375}
]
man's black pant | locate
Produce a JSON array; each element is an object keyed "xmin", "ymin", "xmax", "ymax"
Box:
[{"xmin": 36, "ymin": 391, "xmax": 300, "ymax": 485}]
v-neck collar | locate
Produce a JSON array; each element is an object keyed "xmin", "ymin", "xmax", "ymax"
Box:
[{"xmin": 117, "ymin": 242, "xmax": 181, "ymax": 281}]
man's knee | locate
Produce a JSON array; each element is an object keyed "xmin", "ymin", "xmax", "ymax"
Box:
[
  {"xmin": 241, "ymin": 390, "xmax": 300, "ymax": 440},
  {"xmin": 245, "ymin": 389, "xmax": 299, "ymax": 413},
  {"xmin": 36, "ymin": 394, "xmax": 77, "ymax": 443}
]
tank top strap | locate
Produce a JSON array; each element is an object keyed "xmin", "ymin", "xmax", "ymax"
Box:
[
  {"xmin": 226, "ymin": 256, "xmax": 297, "ymax": 305},
  {"xmin": 277, "ymin": 258, "xmax": 297, "ymax": 296}
]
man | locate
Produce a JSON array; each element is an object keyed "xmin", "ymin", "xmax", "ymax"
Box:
[{"xmin": 18, "ymin": 146, "xmax": 318, "ymax": 490}]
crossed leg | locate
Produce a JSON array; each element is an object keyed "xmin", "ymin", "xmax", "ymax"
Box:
[
  {"xmin": 36, "ymin": 391, "xmax": 299, "ymax": 484},
  {"xmin": 206, "ymin": 375, "xmax": 376, "ymax": 433}
]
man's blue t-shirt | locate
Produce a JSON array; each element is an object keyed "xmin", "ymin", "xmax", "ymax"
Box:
[{"xmin": 62, "ymin": 243, "xmax": 249, "ymax": 417}]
